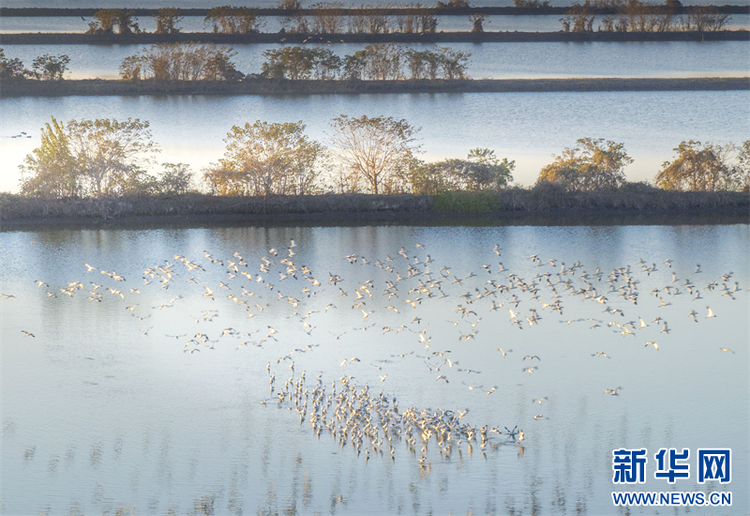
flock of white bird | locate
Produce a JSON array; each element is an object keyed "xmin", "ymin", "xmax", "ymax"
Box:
[{"xmin": 10, "ymin": 238, "xmax": 742, "ymax": 464}]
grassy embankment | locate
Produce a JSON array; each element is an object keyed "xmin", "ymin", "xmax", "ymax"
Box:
[
  {"xmin": 1, "ymin": 189, "xmax": 748, "ymax": 227},
  {"xmin": 2, "ymin": 77, "xmax": 748, "ymax": 98},
  {"xmin": 2, "ymin": 30, "xmax": 748, "ymax": 46}
]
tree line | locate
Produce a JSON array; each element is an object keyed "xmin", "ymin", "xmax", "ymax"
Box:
[
  {"xmin": 261, "ymin": 44, "xmax": 468, "ymax": 80},
  {"xmin": 18, "ymin": 116, "xmax": 749, "ymax": 200},
  {"xmin": 560, "ymin": 0, "xmax": 731, "ymax": 32},
  {"xmin": 118, "ymin": 43, "xmax": 468, "ymax": 82},
  {"xmin": 74, "ymin": 1, "xmax": 736, "ymax": 36},
  {"xmin": 83, "ymin": 1, "xmax": 482, "ymax": 37},
  {"xmin": 2, "ymin": 43, "xmax": 469, "ymax": 83},
  {"xmin": 0, "ymin": 48, "xmax": 70, "ymax": 80},
  {"xmin": 119, "ymin": 43, "xmax": 243, "ymax": 81},
  {"xmin": 537, "ymin": 138, "xmax": 748, "ymax": 192},
  {"xmin": 275, "ymin": 2, "xmax": 443, "ymax": 35}
]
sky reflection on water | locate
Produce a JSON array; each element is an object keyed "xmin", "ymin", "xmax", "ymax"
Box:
[{"xmin": 1, "ymin": 223, "xmax": 747, "ymax": 515}]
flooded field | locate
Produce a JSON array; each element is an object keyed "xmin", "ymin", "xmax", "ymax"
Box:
[{"xmin": 1, "ymin": 223, "xmax": 747, "ymax": 515}]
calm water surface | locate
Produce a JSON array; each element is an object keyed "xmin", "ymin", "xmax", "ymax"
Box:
[
  {"xmin": 2, "ymin": 90, "xmax": 748, "ymax": 193},
  {"xmin": 1, "ymin": 223, "xmax": 748, "ymax": 515}
]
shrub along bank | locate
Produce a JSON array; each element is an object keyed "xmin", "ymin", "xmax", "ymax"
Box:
[{"xmin": 1, "ymin": 189, "xmax": 747, "ymax": 224}]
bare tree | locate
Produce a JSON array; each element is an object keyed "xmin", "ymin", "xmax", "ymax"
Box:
[
  {"xmin": 330, "ymin": 115, "xmax": 420, "ymax": 194},
  {"xmin": 119, "ymin": 43, "xmax": 241, "ymax": 81},
  {"xmin": 680, "ymin": 6, "xmax": 730, "ymax": 31},
  {"xmin": 309, "ymin": 2, "xmax": 345, "ymax": 33},
  {"xmin": 560, "ymin": 1, "xmax": 595, "ymax": 32},
  {"xmin": 205, "ymin": 6, "xmax": 261, "ymax": 34},
  {"xmin": 31, "ymin": 54, "xmax": 70, "ymax": 80},
  {"xmin": 439, "ymin": 47, "xmax": 469, "ymax": 79}
]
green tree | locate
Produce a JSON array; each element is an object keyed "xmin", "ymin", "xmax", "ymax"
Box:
[
  {"xmin": 31, "ymin": 54, "xmax": 71, "ymax": 80},
  {"xmin": 654, "ymin": 140, "xmax": 744, "ymax": 191},
  {"xmin": 465, "ymin": 148, "xmax": 514, "ymax": 188},
  {"xmin": 736, "ymin": 141, "xmax": 750, "ymax": 192},
  {"xmin": 261, "ymin": 47, "xmax": 339, "ymax": 80},
  {"xmin": 404, "ymin": 158, "xmax": 448, "ymax": 195},
  {"xmin": 204, "ymin": 121, "xmax": 324, "ymax": 197},
  {"xmin": 407, "ymin": 148, "xmax": 514, "ymax": 193},
  {"xmin": 20, "ymin": 117, "xmax": 158, "ymax": 199},
  {"xmin": 153, "ymin": 8, "xmax": 183, "ymax": 34},
  {"xmin": 536, "ymin": 138, "xmax": 632, "ymax": 191},
  {"xmin": 156, "ymin": 163, "xmax": 194, "ymax": 194},
  {"xmin": 19, "ymin": 117, "xmax": 79, "ymax": 198},
  {"xmin": 330, "ymin": 115, "xmax": 420, "ymax": 194},
  {"xmin": 0, "ymin": 48, "xmax": 29, "ymax": 79}
]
